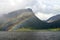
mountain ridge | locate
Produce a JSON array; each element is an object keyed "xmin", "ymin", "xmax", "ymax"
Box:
[
  {"xmin": 0, "ymin": 8, "xmax": 60, "ymax": 31},
  {"xmin": 47, "ymin": 14, "xmax": 60, "ymax": 23}
]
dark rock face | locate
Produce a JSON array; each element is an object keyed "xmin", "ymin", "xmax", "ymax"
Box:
[
  {"xmin": 49, "ymin": 20, "xmax": 60, "ymax": 28},
  {"xmin": 46, "ymin": 14, "xmax": 60, "ymax": 28},
  {"xmin": 21, "ymin": 16, "xmax": 48, "ymax": 29}
]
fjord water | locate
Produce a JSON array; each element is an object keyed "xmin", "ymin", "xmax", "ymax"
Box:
[{"xmin": 0, "ymin": 32, "xmax": 60, "ymax": 40}]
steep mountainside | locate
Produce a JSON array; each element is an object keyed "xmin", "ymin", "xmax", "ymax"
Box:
[{"xmin": 1, "ymin": 8, "xmax": 35, "ymax": 31}]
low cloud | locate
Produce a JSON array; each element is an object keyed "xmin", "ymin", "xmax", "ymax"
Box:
[{"xmin": 35, "ymin": 12, "xmax": 56, "ymax": 20}]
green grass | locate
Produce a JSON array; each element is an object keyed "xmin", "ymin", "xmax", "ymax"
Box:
[
  {"xmin": 15, "ymin": 28, "xmax": 60, "ymax": 32},
  {"xmin": 16, "ymin": 28, "xmax": 33, "ymax": 32},
  {"xmin": 48, "ymin": 28, "xmax": 60, "ymax": 32}
]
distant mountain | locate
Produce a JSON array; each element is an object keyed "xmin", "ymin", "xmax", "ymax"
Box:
[
  {"xmin": 48, "ymin": 20, "xmax": 60, "ymax": 28},
  {"xmin": 1, "ymin": 8, "xmax": 36, "ymax": 31},
  {"xmin": 47, "ymin": 14, "xmax": 60, "ymax": 23}
]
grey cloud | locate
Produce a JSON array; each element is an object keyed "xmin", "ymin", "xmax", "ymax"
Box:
[{"xmin": 0, "ymin": 0, "xmax": 60, "ymax": 15}]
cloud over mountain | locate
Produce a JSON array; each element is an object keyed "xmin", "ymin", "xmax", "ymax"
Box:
[{"xmin": 0, "ymin": 0, "xmax": 60, "ymax": 20}]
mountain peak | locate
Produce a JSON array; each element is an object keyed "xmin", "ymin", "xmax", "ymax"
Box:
[
  {"xmin": 47, "ymin": 14, "xmax": 60, "ymax": 23},
  {"xmin": 27, "ymin": 8, "xmax": 32, "ymax": 11}
]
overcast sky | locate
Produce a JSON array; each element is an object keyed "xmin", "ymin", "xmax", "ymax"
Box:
[{"xmin": 0, "ymin": 0, "xmax": 60, "ymax": 20}]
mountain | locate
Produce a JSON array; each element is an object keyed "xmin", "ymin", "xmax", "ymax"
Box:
[
  {"xmin": 6, "ymin": 8, "xmax": 49, "ymax": 31},
  {"xmin": 10, "ymin": 15, "xmax": 49, "ymax": 31},
  {"xmin": 1, "ymin": 8, "xmax": 60, "ymax": 31},
  {"xmin": 3, "ymin": 8, "xmax": 33, "ymax": 20},
  {"xmin": 46, "ymin": 14, "xmax": 60, "ymax": 28},
  {"xmin": 48, "ymin": 20, "xmax": 60, "ymax": 28},
  {"xmin": 0, "ymin": 8, "xmax": 49, "ymax": 31},
  {"xmin": 1, "ymin": 8, "xmax": 35, "ymax": 31},
  {"xmin": 47, "ymin": 14, "xmax": 60, "ymax": 23}
]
